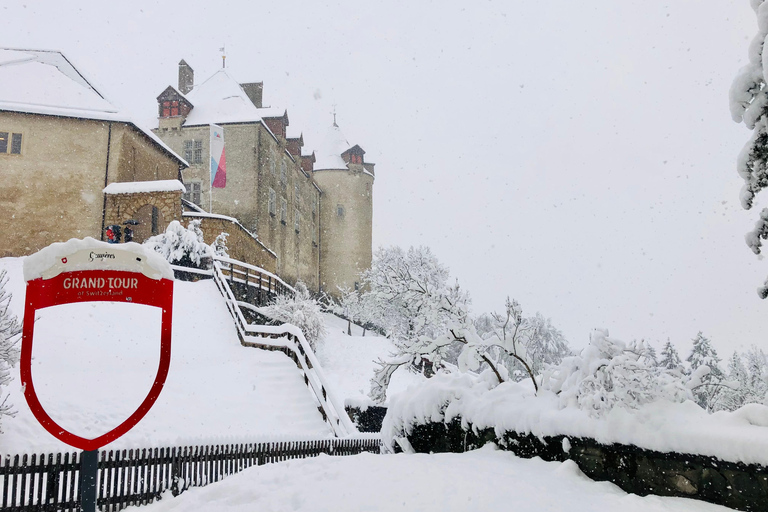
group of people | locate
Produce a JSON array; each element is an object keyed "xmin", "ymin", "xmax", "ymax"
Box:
[{"xmin": 105, "ymin": 223, "xmax": 134, "ymax": 244}]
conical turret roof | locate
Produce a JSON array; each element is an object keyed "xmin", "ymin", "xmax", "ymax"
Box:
[{"xmin": 313, "ymin": 122, "xmax": 351, "ymax": 171}]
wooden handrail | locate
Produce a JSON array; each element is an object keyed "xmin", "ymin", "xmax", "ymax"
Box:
[{"xmin": 210, "ymin": 261, "xmax": 354, "ymax": 437}]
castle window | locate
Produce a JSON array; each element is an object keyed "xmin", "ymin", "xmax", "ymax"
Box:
[
  {"xmin": 337, "ymin": 204, "xmax": 345, "ymax": 218},
  {"xmin": 295, "ymin": 183, "xmax": 300, "ymax": 202},
  {"xmin": 0, "ymin": 132, "xmax": 22, "ymax": 155},
  {"xmin": 184, "ymin": 140, "xmax": 203, "ymax": 164},
  {"xmin": 280, "ymin": 160, "xmax": 287, "ymax": 184},
  {"xmin": 294, "ymin": 210, "xmax": 300, "ymax": 233},
  {"xmin": 162, "ymin": 101, "xmax": 171, "ymax": 117},
  {"xmin": 183, "ymin": 181, "xmax": 202, "ymax": 206},
  {"xmin": 280, "ymin": 197, "xmax": 287, "ymax": 224},
  {"xmin": 268, "ymin": 188, "xmax": 276, "ymax": 216}
]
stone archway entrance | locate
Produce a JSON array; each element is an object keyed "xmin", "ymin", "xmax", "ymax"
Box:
[{"xmin": 132, "ymin": 204, "xmax": 164, "ymax": 243}]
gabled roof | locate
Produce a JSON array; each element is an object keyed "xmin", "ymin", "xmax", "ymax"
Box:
[
  {"xmin": 313, "ymin": 123, "xmax": 351, "ymax": 171},
  {"xmin": 258, "ymin": 106, "xmax": 288, "ymax": 123},
  {"xmin": 0, "ymin": 48, "xmax": 118, "ymax": 116},
  {"xmin": 0, "ymin": 47, "xmax": 187, "ymax": 167},
  {"xmin": 182, "ymin": 69, "xmax": 264, "ymax": 126},
  {"xmin": 341, "ymin": 144, "xmax": 365, "ymax": 157},
  {"xmin": 157, "ymin": 85, "xmax": 192, "ymax": 106}
]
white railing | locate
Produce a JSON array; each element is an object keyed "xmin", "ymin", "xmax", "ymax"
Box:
[{"xmin": 210, "ymin": 260, "xmax": 355, "ymax": 437}]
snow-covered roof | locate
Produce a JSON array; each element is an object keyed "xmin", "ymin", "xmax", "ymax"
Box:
[
  {"xmin": 182, "ymin": 211, "xmax": 278, "ymax": 258},
  {"xmin": 313, "ymin": 123, "xmax": 351, "ymax": 171},
  {"xmin": 104, "ymin": 179, "xmax": 186, "ymax": 195},
  {"xmin": 183, "ymin": 69, "xmax": 265, "ymax": 126},
  {"xmin": 0, "ymin": 48, "xmax": 187, "ymax": 167},
  {"xmin": 257, "ymin": 106, "xmax": 287, "ymax": 119}
]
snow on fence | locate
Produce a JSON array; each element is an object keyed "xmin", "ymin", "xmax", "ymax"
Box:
[
  {"xmin": 210, "ymin": 259, "xmax": 356, "ymax": 437},
  {"xmin": 1, "ymin": 438, "xmax": 380, "ymax": 511}
]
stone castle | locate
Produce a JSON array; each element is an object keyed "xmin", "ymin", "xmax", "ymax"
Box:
[
  {"xmin": 0, "ymin": 50, "xmax": 375, "ymax": 297},
  {"xmin": 153, "ymin": 60, "xmax": 375, "ymax": 296}
]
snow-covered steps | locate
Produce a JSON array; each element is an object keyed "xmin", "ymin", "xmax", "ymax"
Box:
[{"xmin": 210, "ymin": 261, "xmax": 356, "ymax": 437}]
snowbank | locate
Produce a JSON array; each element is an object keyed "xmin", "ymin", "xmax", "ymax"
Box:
[
  {"xmin": 382, "ymin": 371, "xmax": 768, "ymax": 466},
  {"xmin": 23, "ymin": 237, "xmax": 174, "ymax": 281},
  {"xmin": 316, "ymin": 313, "xmax": 425, "ymax": 404},
  {"xmin": 124, "ymin": 445, "xmax": 728, "ymax": 512}
]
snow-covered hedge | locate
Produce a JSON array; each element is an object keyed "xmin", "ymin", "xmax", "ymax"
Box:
[{"xmin": 382, "ymin": 329, "xmax": 768, "ymax": 466}]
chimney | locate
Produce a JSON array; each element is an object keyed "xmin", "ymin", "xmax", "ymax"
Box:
[
  {"xmin": 178, "ymin": 60, "xmax": 194, "ymax": 95},
  {"xmin": 241, "ymin": 82, "xmax": 263, "ymax": 108}
]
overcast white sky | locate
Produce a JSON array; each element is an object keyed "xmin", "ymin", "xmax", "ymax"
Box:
[{"xmin": 1, "ymin": 0, "xmax": 765, "ymax": 356}]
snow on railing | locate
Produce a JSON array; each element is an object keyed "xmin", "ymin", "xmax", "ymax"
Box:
[
  {"xmin": 210, "ymin": 260, "xmax": 354, "ymax": 437},
  {"xmin": 214, "ymin": 255, "xmax": 295, "ymax": 296}
]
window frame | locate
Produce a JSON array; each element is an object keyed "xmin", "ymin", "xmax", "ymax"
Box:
[
  {"xmin": 280, "ymin": 197, "xmax": 287, "ymax": 224},
  {"xmin": 268, "ymin": 188, "xmax": 277, "ymax": 216},
  {"xmin": 0, "ymin": 131, "xmax": 23, "ymax": 155}
]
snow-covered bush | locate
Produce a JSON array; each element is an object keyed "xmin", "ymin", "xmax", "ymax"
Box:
[
  {"xmin": 541, "ymin": 329, "xmax": 691, "ymax": 417},
  {"xmin": 212, "ymin": 232, "xmax": 230, "ymax": 258},
  {"xmin": 258, "ymin": 282, "xmax": 326, "ymax": 351},
  {"xmin": 0, "ymin": 270, "xmax": 20, "ymax": 431},
  {"xmin": 143, "ymin": 219, "xmax": 213, "ymax": 270}
]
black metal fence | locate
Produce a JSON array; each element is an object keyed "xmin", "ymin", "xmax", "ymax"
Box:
[{"xmin": 1, "ymin": 438, "xmax": 380, "ymax": 511}]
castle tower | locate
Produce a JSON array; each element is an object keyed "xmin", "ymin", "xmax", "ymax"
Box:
[{"xmin": 312, "ymin": 122, "xmax": 374, "ymax": 296}]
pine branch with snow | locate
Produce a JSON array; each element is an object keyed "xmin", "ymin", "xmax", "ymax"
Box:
[
  {"xmin": 659, "ymin": 340, "xmax": 682, "ymax": 370},
  {"xmin": 730, "ymin": 1, "xmax": 768, "ymax": 294}
]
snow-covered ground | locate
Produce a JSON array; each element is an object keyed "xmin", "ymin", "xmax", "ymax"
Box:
[
  {"xmin": 316, "ymin": 313, "xmax": 424, "ymax": 405},
  {"xmin": 0, "ymin": 257, "xmax": 331, "ymax": 454},
  {"xmin": 125, "ymin": 445, "xmax": 730, "ymax": 512}
]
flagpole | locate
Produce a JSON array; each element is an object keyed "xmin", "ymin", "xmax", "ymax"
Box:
[{"xmin": 209, "ymin": 124, "xmax": 213, "ymax": 214}]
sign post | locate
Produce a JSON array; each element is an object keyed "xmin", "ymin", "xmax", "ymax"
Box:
[{"xmin": 20, "ymin": 239, "xmax": 174, "ymax": 512}]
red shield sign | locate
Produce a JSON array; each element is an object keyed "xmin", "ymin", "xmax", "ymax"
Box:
[{"xmin": 21, "ymin": 255, "xmax": 173, "ymax": 451}]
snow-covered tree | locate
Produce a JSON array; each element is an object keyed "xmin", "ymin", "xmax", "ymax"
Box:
[
  {"xmin": 0, "ymin": 270, "xmax": 20, "ymax": 431},
  {"xmin": 659, "ymin": 340, "xmax": 682, "ymax": 370},
  {"xmin": 212, "ymin": 232, "xmax": 230, "ymax": 258},
  {"xmin": 686, "ymin": 332, "xmax": 726, "ymax": 411},
  {"xmin": 144, "ymin": 219, "xmax": 213, "ymax": 270},
  {"xmin": 541, "ymin": 329, "xmax": 691, "ymax": 417},
  {"xmin": 722, "ymin": 351, "xmax": 750, "ymax": 411},
  {"xmin": 369, "ymin": 295, "xmax": 563, "ymax": 403},
  {"xmin": 368, "ymin": 279, "xmax": 470, "ymax": 403},
  {"xmin": 474, "ymin": 302, "xmax": 570, "ymax": 381},
  {"xmin": 329, "ymin": 287, "xmax": 378, "ymax": 336},
  {"xmin": 258, "ymin": 282, "xmax": 327, "ymax": 351},
  {"xmin": 643, "ymin": 342, "xmax": 659, "ymax": 367},
  {"xmin": 729, "ymin": 1, "xmax": 768, "ymax": 296},
  {"xmin": 745, "ymin": 345, "xmax": 768, "ymax": 400},
  {"xmin": 361, "ymin": 246, "xmax": 456, "ymax": 344}
]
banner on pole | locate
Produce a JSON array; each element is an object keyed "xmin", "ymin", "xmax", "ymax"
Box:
[{"xmin": 210, "ymin": 124, "xmax": 226, "ymax": 188}]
